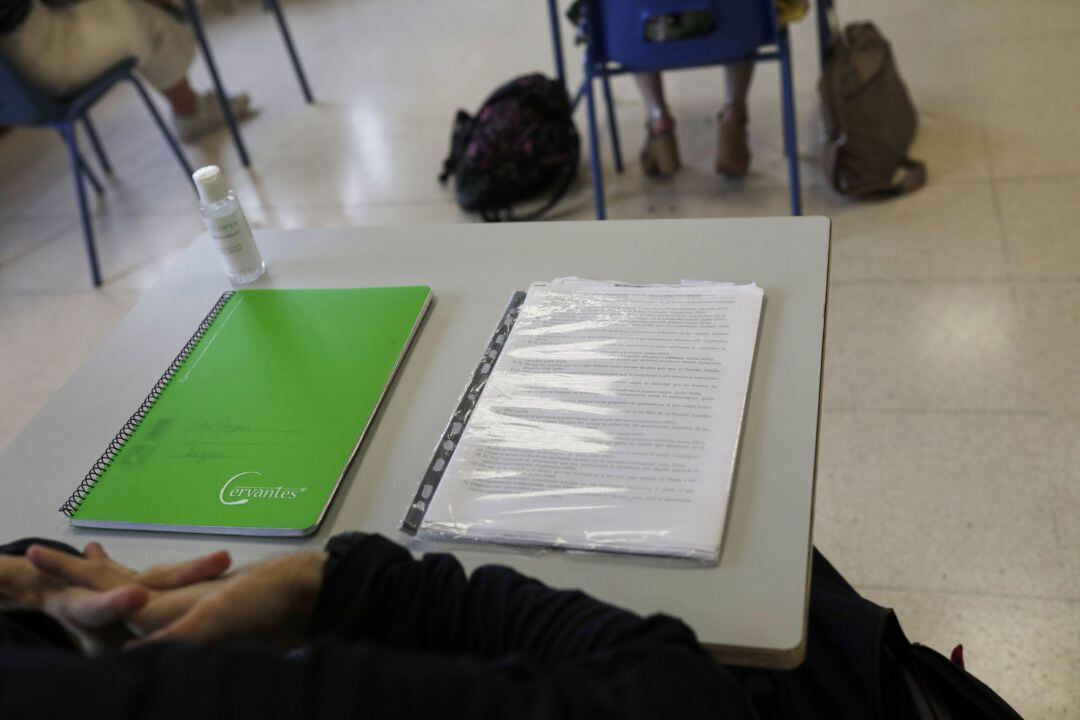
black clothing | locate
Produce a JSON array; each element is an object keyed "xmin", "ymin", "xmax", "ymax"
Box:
[
  {"xmin": 0, "ymin": 534, "xmax": 751, "ymax": 719},
  {"xmin": 0, "ymin": 536, "xmax": 1021, "ymax": 719}
]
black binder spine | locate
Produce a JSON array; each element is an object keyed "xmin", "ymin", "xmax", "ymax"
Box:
[
  {"xmin": 58, "ymin": 291, "xmax": 236, "ymax": 517},
  {"xmin": 401, "ymin": 291, "xmax": 527, "ymax": 534}
]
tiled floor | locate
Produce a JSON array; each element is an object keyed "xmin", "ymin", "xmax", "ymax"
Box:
[{"xmin": 1, "ymin": 0, "xmax": 1078, "ymax": 715}]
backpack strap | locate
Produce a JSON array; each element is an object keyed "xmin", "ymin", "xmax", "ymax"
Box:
[
  {"xmin": 501, "ymin": 157, "xmax": 578, "ymax": 222},
  {"xmin": 492, "ymin": 133, "xmax": 580, "ymax": 222},
  {"xmin": 439, "ymin": 110, "xmax": 474, "ymax": 184},
  {"xmin": 476, "ymin": 151, "xmax": 579, "ymax": 223},
  {"xmin": 891, "ymin": 157, "xmax": 927, "ymax": 195},
  {"xmin": 825, "ymin": 143, "xmax": 927, "ymax": 198},
  {"xmin": 480, "ymin": 166, "xmax": 575, "ymax": 222}
]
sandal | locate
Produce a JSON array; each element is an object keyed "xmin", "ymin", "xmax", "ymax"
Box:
[
  {"xmin": 640, "ymin": 125, "xmax": 681, "ymax": 177},
  {"xmin": 715, "ymin": 105, "xmax": 750, "ymax": 178}
]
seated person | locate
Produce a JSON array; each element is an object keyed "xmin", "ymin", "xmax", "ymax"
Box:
[
  {"xmin": 0, "ymin": 533, "xmax": 746, "ymax": 718},
  {"xmin": 0, "ymin": 0, "xmax": 252, "ymax": 141},
  {"xmin": 0, "ymin": 533, "xmax": 1021, "ymax": 718},
  {"xmin": 634, "ymin": 0, "xmax": 808, "ymax": 178}
]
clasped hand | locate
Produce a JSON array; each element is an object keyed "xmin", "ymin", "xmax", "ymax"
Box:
[{"xmin": 0, "ymin": 543, "xmax": 325, "ymax": 656}]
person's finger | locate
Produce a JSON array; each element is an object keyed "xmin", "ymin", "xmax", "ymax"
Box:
[
  {"xmin": 0, "ymin": 556, "xmax": 26, "ymax": 591},
  {"xmin": 135, "ymin": 551, "xmax": 232, "ymax": 589},
  {"xmin": 61, "ymin": 585, "xmax": 149, "ymax": 629},
  {"xmin": 0, "ymin": 557, "xmax": 42, "ymax": 605},
  {"xmin": 83, "ymin": 542, "xmax": 109, "ymax": 560},
  {"xmin": 129, "ymin": 603, "xmax": 223, "ymax": 647},
  {"xmin": 26, "ymin": 545, "xmax": 102, "ymax": 585},
  {"xmin": 128, "ymin": 581, "xmax": 221, "ymax": 634}
]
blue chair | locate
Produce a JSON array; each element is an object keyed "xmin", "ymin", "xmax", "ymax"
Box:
[
  {"xmin": 0, "ymin": 57, "xmax": 194, "ymax": 286},
  {"xmin": 577, "ymin": 0, "xmax": 802, "ymax": 219}
]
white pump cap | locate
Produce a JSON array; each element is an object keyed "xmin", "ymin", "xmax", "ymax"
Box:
[{"xmin": 193, "ymin": 165, "xmax": 230, "ymax": 205}]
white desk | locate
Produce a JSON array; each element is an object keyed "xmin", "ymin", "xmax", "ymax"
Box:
[{"xmin": 0, "ymin": 218, "xmax": 830, "ymax": 668}]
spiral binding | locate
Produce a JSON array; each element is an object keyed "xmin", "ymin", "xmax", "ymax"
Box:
[{"xmin": 59, "ymin": 291, "xmax": 236, "ymax": 517}]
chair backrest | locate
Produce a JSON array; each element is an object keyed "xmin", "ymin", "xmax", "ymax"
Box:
[
  {"xmin": 0, "ymin": 52, "xmax": 61, "ymax": 125},
  {"xmin": 587, "ymin": 0, "xmax": 779, "ymax": 71}
]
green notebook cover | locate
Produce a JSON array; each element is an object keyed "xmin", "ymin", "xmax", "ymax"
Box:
[{"xmin": 60, "ymin": 286, "xmax": 432, "ymax": 536}]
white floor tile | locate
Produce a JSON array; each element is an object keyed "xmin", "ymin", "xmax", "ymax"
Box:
[
  {"xmin": 969, "ymin": 35, "xmax": 1080, "ymax": 180},
  {"xmin": 997, "ymin": 177, "xmax": 1080, "ymax": 279},
  {"xmin": 837, "ymin": 0, "xmax": 1080, "ymax": 47},
  {"xmin": 0, "ymin": 211, "xmax": 201, "ymax": 294},
  {"xmin": 243, "ymin": 200, "xmax": 468, "ymax": 229},
  {"xmin": 1014, "ymin": 281, "xmax": 1080, "ymax": 413},
  {"xmin": 823, "ymin": 282, "xmax": 1050, "ymax": 412},
  {"xmin": 0, "ymin": 214, "xmax": 71, "ymax": 269},
  {"xmin": 815, "ymin": 411, "xmax": 1077, "ymax": 598},
  {"xmin": 825, "ymin": 182, "xmax": 1009, "ymax": 282}
]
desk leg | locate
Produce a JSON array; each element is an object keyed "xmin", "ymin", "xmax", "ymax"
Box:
[{"xmin": 183, "ymin": 0, "xmax": 251, "ymax": 167}]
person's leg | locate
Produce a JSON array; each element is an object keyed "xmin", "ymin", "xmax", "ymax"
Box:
[
  {"xmin": 111, "ymin": 0, "xmax": 254, "ymax": 141},
  {"xmin": 161, "ymin": 77, "xmax": 199, "ymax": 117},
  {"xmin": 723, "ymin": 60, "xmax": 755, "ymax": 115},
  {"xmin": 716, "ymin": 60, "xmax": 754, "ymax": 178},
  {"xmin": 633, "ymin": 72, "xmax": 680, "ymax": 176},
  {"xmin": 0, "ymin": 0, "xmax": 252, "ymax": 142},
  {"xmin": 634, "ymin": 72, "xmax": 674, "ymax": 135}
]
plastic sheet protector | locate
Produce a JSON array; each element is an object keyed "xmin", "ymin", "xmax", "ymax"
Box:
[{"xmin": 408, "ymin": 278, "xmax": 764, "ymax": 562}]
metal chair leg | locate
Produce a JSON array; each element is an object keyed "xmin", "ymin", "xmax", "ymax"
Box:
[
  {"xmin": 816, "ymin": 0, "xmax": 833, "ymax": 73},
  {"xmin": 570, "ymin": 82, "xmax": 585, "ymax": 112},
  {"xmin": 81, "ymin": 116, "xmax": 112, "ymax": 174},
  {"xmin": 60, "ymin": 123, "xmax": 103, "ymax": 287},
  {"xmin": 77, "ymin": 150, "xmax": 106, "ymax": 196},
  {"xmin": 182, "ymin": 0, "xmax": 251, "ymax": 166},
  {"xmin": 126, "ymin": 74, "xmax": 196, "ymax": 189},
  {"xmin": 62, "ymin": 128, "xmax": 106, "ymax": 196},
  {"xmin": 265, "ymin": 0, "xmax": 314, "ymax": 103},
  {"xmin": 583, "ymin": 68, "xmax": 606, "ymax": 220},
  {"xmin": 546, "ymin": 0, "xmax": 567, "ymax": 88},
  {"xmin": 600, "ymin": 73, "xmax": 623, "ymax": 174},
  {"xmin": 778, "ymin": 32, "xmax": 802, "ymax": 216}
]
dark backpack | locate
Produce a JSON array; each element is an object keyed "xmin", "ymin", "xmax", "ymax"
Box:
[
  {"xmin": 439, "ymin": 74, "xmax": 580, "ymax": 222},
  {"xmin": 819, "ymin": 20, "xmax": 927, "ymax": 197},
  {"xmin": 734, "ymin": 550, "xmax": 1023, "ymax": 720}
]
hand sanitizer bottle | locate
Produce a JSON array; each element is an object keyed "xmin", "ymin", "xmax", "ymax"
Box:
[{"xmin": 193, "ymin": 165, "xmax": 266, "ymax": 284}]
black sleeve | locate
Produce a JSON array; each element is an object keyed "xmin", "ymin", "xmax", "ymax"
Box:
[
  {"xmin": 312, "ymin": 534, "xmax": 701, "ymax": 661},
  {"xmin": 0, "ymin": 535, "xmax": 757, "ymax": 720}
]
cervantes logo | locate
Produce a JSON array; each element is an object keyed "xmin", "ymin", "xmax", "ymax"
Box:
[{"xmin": 219, "ymin": 471, "xmax": 307, "ymax": 506}]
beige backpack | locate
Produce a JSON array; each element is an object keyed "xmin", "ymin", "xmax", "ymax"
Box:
[{"xmin": 819, "ymin": 20, "xmax": 927, "ymax": 197}]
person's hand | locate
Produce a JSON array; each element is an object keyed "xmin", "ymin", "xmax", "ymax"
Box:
[
  {"xmin": 26, "ymin": 542, "xmax": 232, "ymax": 605},
  {"xmin": 19, "ymin": 542, "xmax": 232, "ymax": 650},
  {"xmin": 129, "ymin": 551, "xmax": 327, "ymax": 649},
  {"xmin": 27, "ymin": 544, "xmax": 326, "ymax": 649},
  {"xmin": 0, "ymin": 553, "xmax": 53, "ymax": 610},
  {"xmin": 1, "ymin": 552, "xmax": 144, "ymax": 618},
  {"xmin": 0, "ymin": 551, "xmax": 149, "ymax": 655}
]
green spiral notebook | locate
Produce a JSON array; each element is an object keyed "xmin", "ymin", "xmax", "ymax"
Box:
[{"xmin": 59, "ymin": 286, "xmax": 432, "ymax": 536}]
